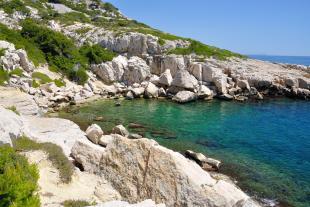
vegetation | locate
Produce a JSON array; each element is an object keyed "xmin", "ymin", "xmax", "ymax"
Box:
[
  {"xmin": 0, "ymin": 48, "xmax": 5, "ymax": 57},
  {"xmin": 32, "ymin": 72, "xmax": 53, "ymax": 84},
  {"xmin": 79, "ymin": 44, "xmax": 116, "ymax": 64},
  {"xmin": 21, "ymin": 20, "xmax": 89, "ymax": 85},
  {"xmin": 5, "ymin": 106, "xmax": 20, "ymax": 115},
  {"xmin": 54, "ymin": 12, "xmax": 91, "ymax": 25},
  {"xmin": 13, "ymin": 137, "xmax": 74, "ymax": 183},
  {"xmin": 0, "ymin": 0, "xmax": 30, "ymax": 15},
  {"xmin": 9, "ymin": 68, "xmax": 24, "ymax": 77},
  {"xmin": 54, "ymin": 78, "xmax": 66, "ymax": 87},
  {"xmin": 0, "ymin": 146, "xmax": 40, "ymax": 207},
  {"xmin": 169, "ymin": 40, "xmax": 245, "ymax": 60},
  {"xmin": 62, "ymin": 200, "xmax": 94, "ymax": 207},
  {"xmin": 0, "ymin": 68, "xmax": 9, "ymax": 85},
  {"xmin": 0, "ymin": 23, "xmax": 46, "ymax": 66},
  {"xmin": 32, "ymin": 80, "xmax": 40, "ymax": 88}
]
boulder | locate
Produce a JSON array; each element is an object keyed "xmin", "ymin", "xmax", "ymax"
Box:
[
  {"xmin": 298, "ymin": 78, "xmax": 310, "ymax": 89},
  {"xmin": 158, "ymin": 69, "xmax": 173, "ymax": 86},
  {"xmin": 0, "ymin": 106, "xmax": 23, "ymax": 146},
  {"xmin": 99, "ymin": 135, "xmax": 115, "ymax": 147},
  {"xmin": 92, "ymin": 200, "xmax": 165, "ymax": 207},
  {"xmin": 197, "ymin": 85, "xmax": 213, "ymax": 99},
  {"xmin": 72, "ymin": 136, "xmax": 259, "ymax": 207},
  {"xmin": 285, "ymin": 77, "xmax": 299, "ymax": 88},
  {"xmin": 237, "ymin": 79, "xmax": 250, "ymax": 91},
  {"xmin": 158, "ymin": 87, "xmax": 166, "ymax": 97},
  {"xmin": 161, "ymin": 55, "xmax": 186, "ymax": 77},
  {"xmin": 213, "ymin": 75, "xmax": 228, "ymax": 94},
  {"xmin": 92, "ymin": 62, "xmax": 115, "ymax": 84},
  {"xmin": 185, "ymin": 150, "xmax": 221, "ymax": 171},
  {"xmin": 202, "ymin": 65, "xmax": 222, "ymax": 82},
  {"xmin": 112, "ymin": 125, "xmax": 129, "ymax": 137},
  {"xmin": 86, "ymin": 124, "xmax": 104, "ymax": 144},
  {"xmin": 217, "ymin": 93, "xmax": 234, "ymax": 101},
  {"xmin": 131, "ymin": 87, "xmax": 145, "ymax": 98},
  {"xmin": 16, "ymin": 49, "xmax": 34, "ymax": 72},
  {"xmin": 124, "ymin": 56, "xmax": 151, "ymax": 84},
  {"xmin": 111, "ymin": 55, "xmax": 128, "ymax": 80},
  {"xmin": 40, "ymin": 82, "xmax": 60, "ymax": 93},
  {"xmin": 171, "ymin": 70, "xmax": 198, "ymax": 91},
  {"xmin": 0, "ymin": 40, "xmax": 15, "ymax": 51},
  {"xmin": 188, "ymin": 63, "xmax": 203, "ymax": 81},
  {"xmin": 126, "ymin": 91, "xmax": 134, "ymax": 100},
  {"xmin": 172, "ymin": 91, "xmax": 197, "ymax": 103},
  {"xmin": 144, "ymin": 82, "xmax": 159, "ymax": 98},
  {"xmin": 128, "ymin": 133, "xmax": 143, "ymax": 139}
]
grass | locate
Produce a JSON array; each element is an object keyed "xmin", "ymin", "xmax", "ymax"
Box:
[
  {"xmin": 32, "ymin": 72, "xmax": 53, "ymax": 84},
  {"xmin": 32, "ymin": 80, "xmax": 40, "ymax": 88},
  {"xmin": 9, "ymin": 68, "xmax": 24, "ymax": 77},
  {"xmin": 6, "ymin": 106, "xmax": 20, "ymax": 115},
  {"xmin": 0, "ymin": 68, "xmax": 9, "ymax": 85},
  {"xmin": 0, "ymin": 48, "xmax": 5, "ymax": 57},
  {"xmin": 13, "ymin": 136, "xmax": 74, "ymax": 183},
  {"xmin": 54, "ymin": 78, "xmax": 66, "ymax": 87},
  {"xmin": 0, "ymin": 0, "xmax": 30, "ymax": 15},
  {"xmin": 0, "ymin": 23, "xmax": 46, "ymax": 66},
  {"xmin": 54, "ymin": 12, "xmax": 91, "ymax": 26},
  {"xmin": 62, "ymin": 200, "xmax": 94, "ymax": 207}
]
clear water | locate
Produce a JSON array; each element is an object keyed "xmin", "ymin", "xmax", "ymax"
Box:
[
  {"xmin": 58, "ymin": 99, "xmax": 310, "ymax": 207},
  {"xmin": 249, "ymin": 55, "xmax": 310, "ymax": 66}
]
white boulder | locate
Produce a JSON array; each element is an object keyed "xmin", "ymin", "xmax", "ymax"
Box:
[{"xmin": 86, "ymin": 124, "xmax": 104, "ymax": 144}]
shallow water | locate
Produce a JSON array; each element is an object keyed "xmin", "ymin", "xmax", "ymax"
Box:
[{"xmin": 58, "ymin": 99, "xmax": 310, "ymax": 207}]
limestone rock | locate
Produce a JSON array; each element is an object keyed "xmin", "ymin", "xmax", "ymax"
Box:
[
  {"xmin": 0, "ymin": 106, "xmax": 23, "ymax": 146},
  {"xmin": 237, "ymin": 79, "xmax": 250, "ymax": 91},
  {"xmin": 197, "ymin": 85, "xmax": 213, "ymax": 99},
  {"xmin": 171, "ymin": 70, "xmax": 198, "ymax": 91},
  {"xmin": 99, "ymin": 135, "xmax": 115, "ymax": 147},
  {"xmin": 92, "ymin": 62, "xmax": 116, "ymax": 84},
  {"xmin": 161, "ymin": 55, "xmax": 186, "ymax": 77},
  {"xmin": 188, "ymin": 63, "xmax": 203, "ymax": 81},
  {"xmin": 172, "ymin": 91, "xmax": 197, "ymax": 103},
  {"xmin": 86, "ymin": 124, "xmax": 104, "ymax": 144},
  {"xmin": 213, "ymin": 75, "xmax": 228, "ymax": 94},
  {"xmin": 112, "ymin": 125, "xmax": 129, "ymax": 137},
  {"xmin": 144, "ymin": 82, "xmax": 159, "ymax": 98},
  {"xmin": 126, "ymin": 91, "xmax": 134, "ymax": 100},
  {"xmin": 124, "ymin": 57, "xmax": 151, "ymax": 84},
  {"xmin": 92, "ymin": 199, "xmax": 165, "ymax": 207},
  {"xmin": 131, "ymin": 87, "xmax": 145, "ymax": 98},
  {"xmin": 158, "ymin": 69, "xmax": 173, "ymax": 86}
]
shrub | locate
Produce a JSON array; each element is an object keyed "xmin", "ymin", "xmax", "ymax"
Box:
[
  {"xmin": 32, "ymin": 80, "xmax": 40, "ymax": 88},
  {"xmin": 79, "ymin": 44, "xmax": 115, "ymax": 64},
  {"xmin": 54, "ymin": 78, "xmax": 66, "ymax": 87},
  {"xmin": 62, "ymin": 200, "xmax": 93, "ymax": 207},
  {"xmin": 0, "ymin": 68, "xmax": 9, "ymax": 85},
  {"xmin": 0, "ymin": 48, "xmax": 5, "ymax": 57},
  {"xmin": 0, "ymin": 0, "xmax": 30, "ymax": 15},
  {"xmin": 9, "ymin": 68, "xmax": 24, "ymax": 77},
  {"xmin": 0, "ymin": 23, "xmax": 46, "ymax": 66},
  {"xmin": 102, "ymin": 2, "xmax": 119, "ymax": 12},
  {"xmin": 5, "ymin": 106, "xmax": 20, "ymax": 115},
  {"xmin": 13, "ymin": 137, "xmax": 74, "ymax": 183},
  {"xmin": 55, "ymin": 12, "xmax": 91, "ymax": 25},
  {"xmin": 32, "ymin": 72, "xmax": 53, "ymax": 84},
  {"xmin": 0, "ymin": 146, "xmax": 40, "ymax": 207}
]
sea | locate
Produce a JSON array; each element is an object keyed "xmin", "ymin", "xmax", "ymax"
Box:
[{"xmin": 57, "ymin": 56, "xmax": 310, "ymax": 207}]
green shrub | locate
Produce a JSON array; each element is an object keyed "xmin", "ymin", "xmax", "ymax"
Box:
[
  {"xmin": 62, "ymin": 200, "xmax": 93, "ymax": 207},
  {"xmin": 102, "ymin": 2, "xmax": 119, "ymax": 12},
  {"xmin": 0, "ymin": 0, "xmax": 30, "ymax": 15},
  {"xmin": 9, "ymin": 68, "xmax": 24, "ymax": 77},
  {"xmin": 158, "ymin": 38, "xmax": 165, "ymax": 46},
  {"xmin": 79, "ymin": 44, "xmax": 115, "ymax": 64},
  {"xmin": 13, "ymin": 137, "xmax": 74, "ymax": 183},
  {"xmin": 32, "ymin": 72, "xmax": 53, "ymax": 84},
  {"xmin": 55, "ymin": 12, "xmax": 91, "ymax": 25},
  {"xmin": 5, "ymin": 106, "xmax": 20, "ymax": 115},
  {"xmin": 0, "ymin": 146, "xmax": 40, "ymax": 207},
  {"xmin": 0, "ymin": 68, "xmax": 9, "ymax": 85},
  {"xmin": 0, "ymin": 23, "xmax": 46, "ymax": 66},
  {"xmin": 0, "ymin": 48, "xmax": 5, "ymax": 57},
  {"xmin": 54, "ymin": 78, "xmax": 66, "ymax": 87},
  {"xmin": 32, "ymin": 80, "xmax": 40, "ymax": 88}
]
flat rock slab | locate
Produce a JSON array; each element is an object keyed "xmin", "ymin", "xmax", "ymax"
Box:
[{"xmin": 0, "ymin": 87, "xmax": 40, "ymax": 116}]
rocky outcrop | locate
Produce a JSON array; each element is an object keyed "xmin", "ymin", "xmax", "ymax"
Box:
[
  {"xmin": 158, "ymin": 69, "xmax": 173, "ymax": 86},
  {"xmin": 172, "ymin": 91, "xmax": 197, "ymax": 103},
  {"xmin": 92, "ymin": 200, "xmax": 165, "ymax": 207},
  {"xmin": 72, "ymin": 136, "xmax": 260, "ymax": 207},
  {"xmin": 124, "ymin": 57, "xmax": 151, "ymax": 85},
  {"xmin": 144, "ymin": 82, "xmax": 159, "ymax": 98},
  {"xmin": 171, "ymin": 70, "xmax": 198, "ymax": 91}
]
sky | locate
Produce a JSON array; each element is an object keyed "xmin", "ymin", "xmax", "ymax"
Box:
[{"xmin": 107, "ymin": 0, "xmax": 310, "ymax": 56}]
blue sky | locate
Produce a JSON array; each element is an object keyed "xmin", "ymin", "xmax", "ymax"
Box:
[{"xmin": 107, "ymin": 0, "xmax": 310, "ymax": 56}]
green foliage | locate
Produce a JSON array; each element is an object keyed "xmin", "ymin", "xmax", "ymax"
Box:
[
  {"xmin": 133, "ymin": 28, "xmax": 182, "ymax": 41},
  {"xmin": 13, "ymin": 137, "xmax": 74, "ymax": 183},
  {"xmin": 0, "ymin": 68, "xmax": 9, "ymax": 85},
  {"xmin": 102, "ymin": 2, "xmax": 119, "ymax": 12},
  {"xmin": 62, "ymin": 200, "xmax": 93, "ymax": 207},
  {"xmin": 0, "ymin": 48, "xmax": 5, "ymax": 57},
  {"xmin": 0, "ymin": 0, "xmax": 30, "ymax": 15},
  {"xmin": 32, "ymin": 72, "xmax": 53, "ymax": 84},
  {"xmin": 54, "ymin": 78, "xmax": 66, "ymax": 87},
  {"xmin": 169, "ymin": 40, "xmax": 245, "ymax": 60},
  {"xmin": 5, "ymin": 106, "xmax": 20, "ymax": 115},
  {"xmin": 21, "ymin": 20, "xmax": 88, "ymax": 85},
  {"xmin": 0, "ymin": 23, "xmax": 46, "ymax": 66},
  {"xmin": 79, "ymin": 44, "xmax": 115, "ymax": 64},
  {"xmin": 55, "ymin": 12, "xmax": 91, "ymax": 25},
  {"xmin": 32, "ymin": 80, "xmax": 40, "ymax": 88},
  {"xmin": 9, "ymin": 68, "xmax": 24, "ymax": 77},
  {"xmin": 0, "ymin": 146, "xmax": 40, "ymax": 207},
  {"xmin": 158, "ymin": 38, "xmax": 165, "ymax": 46}
]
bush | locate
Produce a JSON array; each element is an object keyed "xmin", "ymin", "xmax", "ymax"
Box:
[
  {"xmin": 62, "ymin": 200, "xmax": 93, "ymax": 207},
  {"xmin": 55, "ymin": 12, "xmax": 91, "ymax": 25},
  {"xmin": 54, "ymin": 78, "xmax": 66, "ymax": 87},
  {"xmin": 32, "ymin": 72, "xmax": 53, "ymax": 84},
  {"xmin": 0, "ymin": 0, "xmax": 30, "ymax": 15},
  {"xmin": 0, "ymin": 68, "xmax": 9, "ymax": 85},
  {"xmin": 0, "ymin": 146, "xmax": 40, "ymax": 207},
  {"xmin": 32, "ymin": 80, "xmax": 40, "ymax": 88},
  {"xmin": 0, "ymin": 23, "xmax": 46, "ymax": 66},
  {"xmin": 13, "ymin": 137, "xmax": 74, "ymax": 183},
  {"xmin": 79, "ymin": 44, "xmax": 115, "ymax": 64},
  {"xmin": 9, "ymin": 68, "xmax": 24, "ymax": 77}
]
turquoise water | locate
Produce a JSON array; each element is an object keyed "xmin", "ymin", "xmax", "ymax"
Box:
[
  {"xmin": 58, "ymin": 99, "xmax": 310, "ymax": 207},
  {"xmin": 249, "ymin": 55, "xmax": 310, "ymax": 66}
]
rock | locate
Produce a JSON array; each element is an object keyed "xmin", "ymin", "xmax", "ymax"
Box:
[
  {"xmin": 23, "ymin": 116, "xmax": 86, "ymax": 157},
  {"xmin": 0, "ymin": 106, "xmax": 23, "ymax": 146},
  {"xmin": 213, "ymin": 75, "xmax": 228, "ymax": 94},
  {"xmin": 131, "ymin": 87, "xmax": 145, "ymax": 98},
  {"xmin": 158, "ymin": 87, "xmax": 166, "ymax": 97},
  {"xmin": 71, "ymin": 139, "xmax": 106, "ymax": 173},
  {"xmin": 158, "ymin": 69, "xmax": 173, "ymax": 86},
  {"xmin": 285, "ymin": 77, "xmax": 299, "ymax": 87},
  {"xmin": 298, "ymin": 78, "xmax": 310, "ymax": 89},
  {"xmin": 172, "ymin": 91, "xmax": 197, "ymax": 103},
  {"xmin": 99, "ymin": 135, "xmax": 115, "ymax": 147},
  {"xmin": 111, "ymin": 55, "xmax": 128, "ymax": 80},
  {"xmin": 0, "ymin": 40, "xmax": 15, "ymax": 51},
  {"xmin": 16, "ymin": 49, "xmax": 34, "ymax": 72},
  {"xmin": 112, "ymin": 125, "xmax": 129, "ymax": 137},
  {"xmin": 218, "ymin": 94, "xmax": 234, "ymax": 101},
  {"xmin": 126, "ymin": 91, "xmax": 134, "ymax": 100},
  {"xmin": 234, "ymin": 95, "xmax": 248, "ymax": 102},
  {"xmin": 73, "ymin": 136, "xmax": 259, "ymax": 207},
  {"xmin": 202, "ymin": 65, "xmax": 222, "ymax": 82},
  {"xmin": 128, "ymin": 133, "xmax": 143, "ymax": 139},
  {"xmin": 86, "ymin": 124, "xmax": 104, "ymax": 144},
  {"xmin": 92, "ymin": 62, "xmax": 116, "ymax": 84},
  {"xmin": 237, "ymin": 79, "xmax": 250, "ymax": 91},
  {"xmin": 171, "ymin": 70, "xmax": 198, "ymax": 91},
  {"xmin": 185, "ymin": 150, "xmax": 221, "ymax": 171},
  {"xmin": 144, "ymin": 82, "xmax": 159, "ymax": 98},
  {"xmin": 124, "ymin": 56, "xmax": 151, "ymax": 84},
  {"xmin": 92, "ymin": 199, "xmax": 165, "ymax": 207},
  {"xmin": 188, "ymin": 62, "xmax": 203, "ymax": 81},
  {"xmin": 0, "ymin": 87, "xmax": 40, "ymax": 116},
  {"xmin": 40, "ymin": 82, "xmax": 60, "ymax": 93},
  {"xmin": 197, "ymin": 85, "xmax": 213, "ymax": 99},
  {"xmin": 161, "ymin": 55, "xmax": 186, "ymax": 77},
  {"xmin": 149, "ymin": 74, "xmax": 160, "ymax": 85}
]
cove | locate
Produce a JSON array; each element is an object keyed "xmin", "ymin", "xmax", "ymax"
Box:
[{"xmin": 57, "ymin": 98, "xmax": 310, "ymax": 207}]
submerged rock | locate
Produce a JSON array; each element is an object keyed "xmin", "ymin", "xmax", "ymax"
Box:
[{"xmin": 185, "ymin": 150, "xmax": 221, "ymax": 171}]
